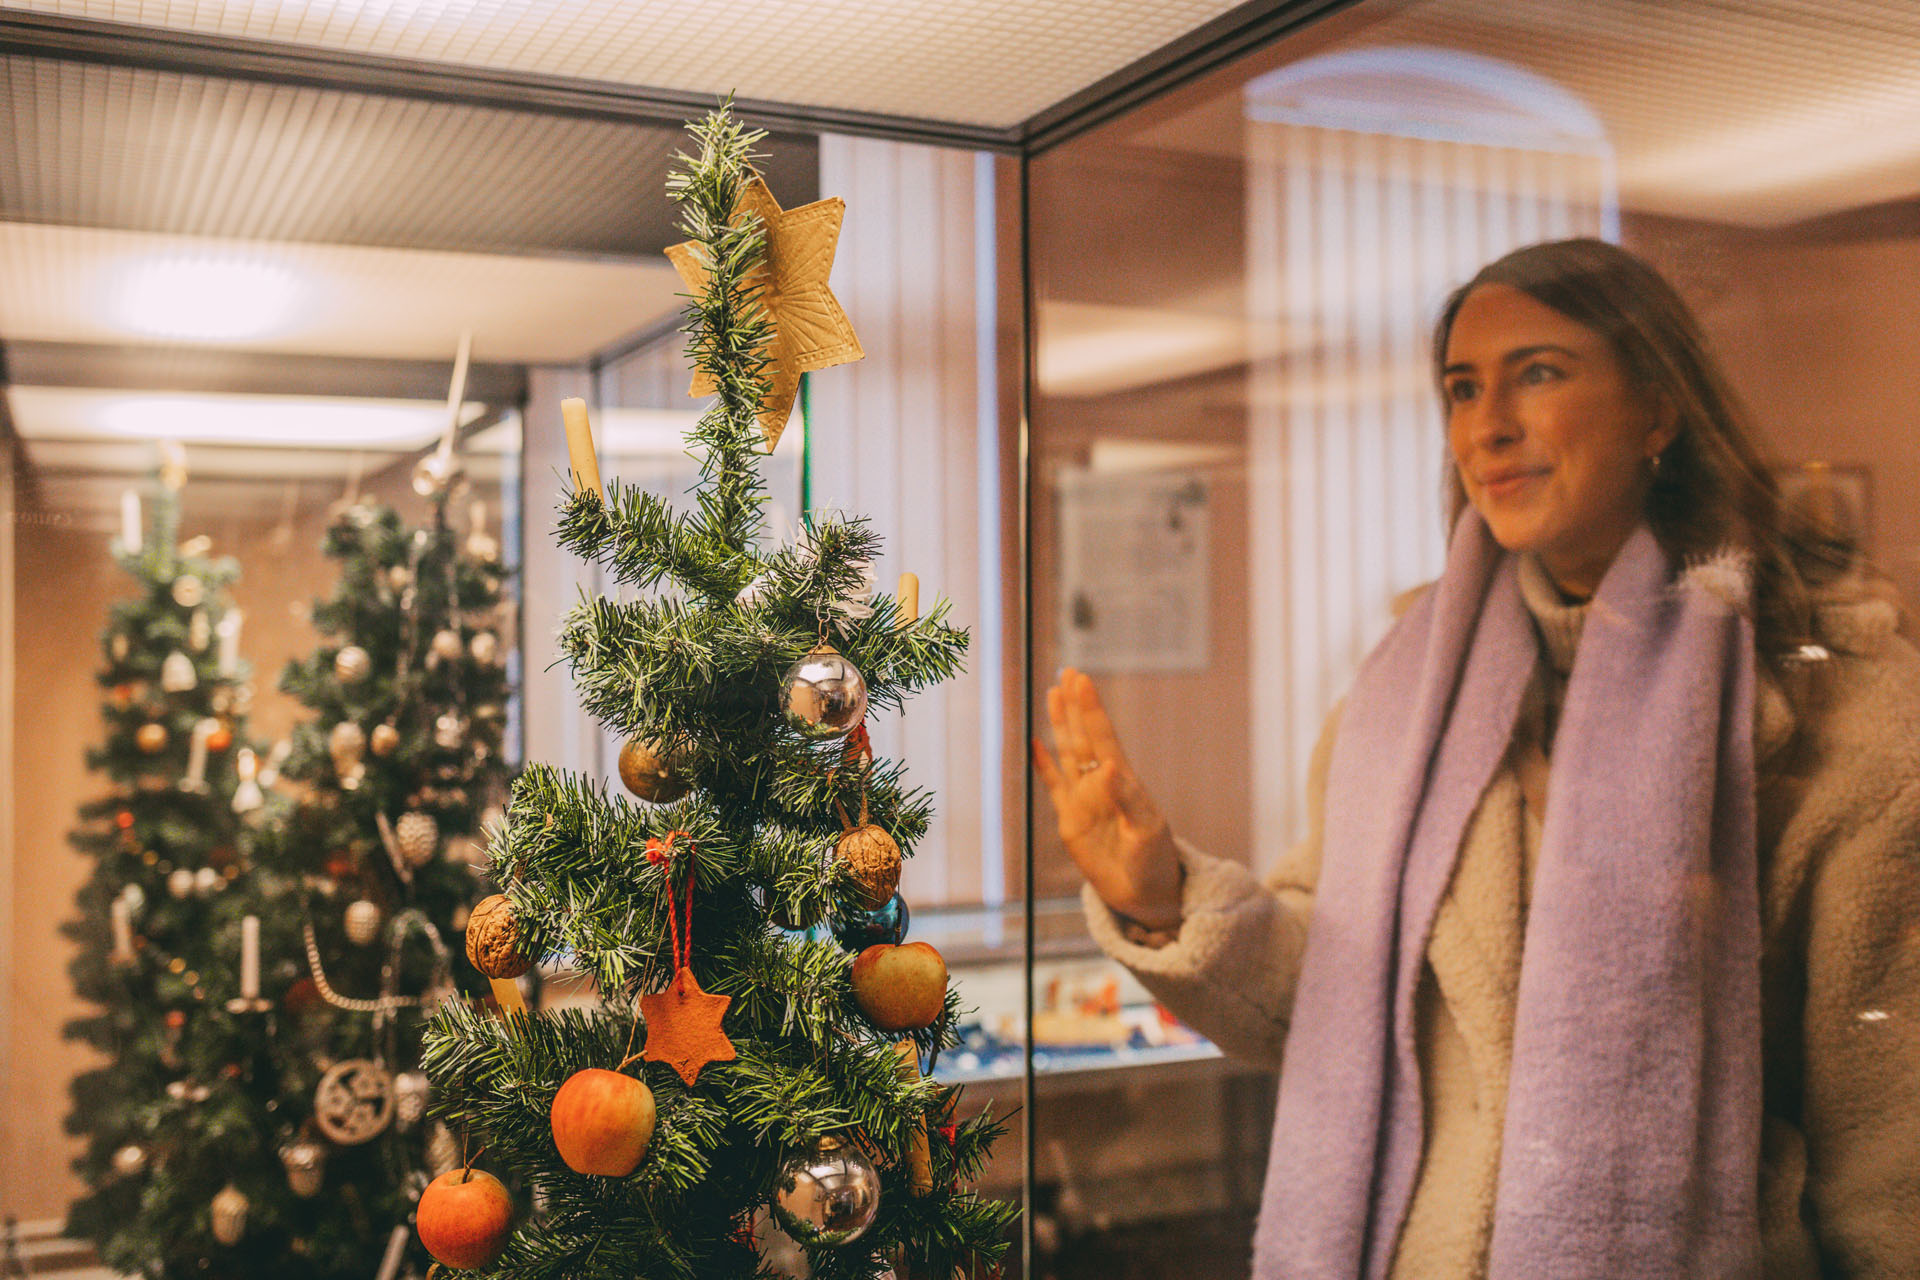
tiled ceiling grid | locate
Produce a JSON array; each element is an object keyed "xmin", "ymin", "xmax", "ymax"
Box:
[
  {"xmin": 0, "ymin": 54, "xmax": 820, "ymax": 255},
  {"xmin": 0, "ymin": 0, "xmax": 1249, "ymax": 129}
]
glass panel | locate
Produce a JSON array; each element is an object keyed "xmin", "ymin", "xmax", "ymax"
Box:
[{"xmin": 1027, "ymin": 0, "xmax": 1920, "ymax": 1272}]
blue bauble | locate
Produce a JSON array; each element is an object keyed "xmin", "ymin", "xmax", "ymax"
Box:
[{"xmin": 831, "ymin": 892, "xmax": 909, "ymax": 950}]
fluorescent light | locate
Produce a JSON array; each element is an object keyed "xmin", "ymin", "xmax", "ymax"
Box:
[
  {"xmin": 6, "ymin": 386, "xmax": 479, "ymax": 450},
  {"xmin": 112, "ymin": 256, "xmax": 306, "ymax": 342}
]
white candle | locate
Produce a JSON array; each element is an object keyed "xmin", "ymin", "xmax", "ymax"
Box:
[
  {"xmin": 560, "ymin": 397, "xmax": 604, "ymax": 500},
  {"xmin": 184, "ymin": 718, "xmax": 215, "ymax": 791},
  {"xmin": 120, "ymin": 491, "xmax": 142, "ymax": 553},
  {"xmin": 216, "ymin": 609, "xmax": 243, "ymax": 677},
  {"xmin": 240, "ymin": 915, "xmax": 260, "ymax": 999},
  {"xmin": 111, "ymin": 897, "xmax": 134, "ymax": 960}
]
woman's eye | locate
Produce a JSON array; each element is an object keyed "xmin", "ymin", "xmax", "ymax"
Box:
[
  {"xmin": 1518, "ymin": 361, "xmax": 1563, "ymax": 385},
  {"xmin": 1445, "ymin": 380, "xmax": 1477, "ymax": 404}
]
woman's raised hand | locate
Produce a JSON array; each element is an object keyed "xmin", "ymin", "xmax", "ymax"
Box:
[{"xmin": 1033, "ymin": 668, "xmax": 1183, "ymax": 929}]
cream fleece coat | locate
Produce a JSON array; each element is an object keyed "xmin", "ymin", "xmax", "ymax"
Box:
[{"xmin": 1087, "ymin": 581, "xmax": 1920, "ymax": 1278}]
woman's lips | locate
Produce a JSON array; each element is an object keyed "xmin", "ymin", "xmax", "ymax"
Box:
[{"xmin": 1479, "ymin": 468, "xmax": 1548, "ymax": 499}]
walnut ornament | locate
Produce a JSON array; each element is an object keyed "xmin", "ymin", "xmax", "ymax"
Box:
[
  {"xmin": 465, "ymin": 893, "xmax": 532, "ymax": 979},
  {"xmin": 835, "ymin": 824, "xmax": 901, "ymax": 909}
]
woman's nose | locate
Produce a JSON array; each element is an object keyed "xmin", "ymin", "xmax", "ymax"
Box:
[{"xmin": 1463, "ymin": 388, "xmax": 1522, "ymax": 451}]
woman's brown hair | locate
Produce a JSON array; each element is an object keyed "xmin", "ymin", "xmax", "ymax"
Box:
[{"xmin": 1432, "ymin": 237, "xmax": 1839, "ymax": 657}]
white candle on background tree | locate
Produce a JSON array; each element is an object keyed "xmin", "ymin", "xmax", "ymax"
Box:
[
  {"xmin": 240, "ymin": 915, "xmax": 260, "ymax": 1000},
  {"xmin": 120, "ymin": 490, "xmax": 142, "ymax": 553},
  {"xmin": 111, "ymin": 897, "xmax": 134, "ymax": 961},
  {"xmin": 184, "ymin": 718, "xmax": 215, "ymax": 791},
  {"xmin": 217, "ymin": 609, "xmax": 244, "ymax": 677}
]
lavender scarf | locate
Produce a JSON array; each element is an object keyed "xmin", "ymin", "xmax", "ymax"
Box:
[{"xmin": 1253, "ymin": 513, "xmax": 1762, "ymax": 1279}]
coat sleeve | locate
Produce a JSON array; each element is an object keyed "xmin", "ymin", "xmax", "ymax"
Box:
[
  {"xmin": 1800, "ymin": 768, "xmax": 1920, "ymax": 1278},
  {"xmin": 1082, "ymin": 704, "xmax": 1341, "ymax": 1068}
]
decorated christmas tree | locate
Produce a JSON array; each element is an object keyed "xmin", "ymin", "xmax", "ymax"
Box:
[
  {"xmin": 419, "ymin": 105, "xmax": 1018, "ymax": 1279},
  {"xmin": 64, "ymin": 456, "xmax": 275, "ymax": 1278},
  {"xmin": 242, "ymin": 478, "xmax": 515, "ymax": 1277}
]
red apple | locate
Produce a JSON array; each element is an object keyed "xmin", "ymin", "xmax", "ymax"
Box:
[
  {"xmin": 550, "ymin": 1068, "xmax": 656, "ymax": 1176},
  {"xmin": 417, "ymin": 1167, "xmax": 513, "ymax": 1270},
  {"xmin": 850, "ymin": 941, "xmax": 948, "ymax": 1031}
]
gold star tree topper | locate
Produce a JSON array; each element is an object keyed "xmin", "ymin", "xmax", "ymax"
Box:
[{"xmin": 665, "ymin": 176, "xmax": 864, "ymax": 451}]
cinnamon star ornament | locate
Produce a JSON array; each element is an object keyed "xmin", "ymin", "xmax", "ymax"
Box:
[
  {"xmin": 665, "ymin": 176, "xmax": 864, "ymax": 451},
  {"xmin": 639, "ymin": 969, "xmax": 736, "ymax": 1086}
]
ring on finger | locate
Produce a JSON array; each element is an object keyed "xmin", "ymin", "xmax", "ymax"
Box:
[{"xmin": 1078, "ymin": 758, "xmax": 1100, "ymax": 774}]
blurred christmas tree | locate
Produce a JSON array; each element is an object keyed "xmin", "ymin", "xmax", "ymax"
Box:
[
  {"xmin": 244, "ymin": 479, "xmax": 515, "ymax": 1278},
  {"xmin": 420, "ymin": 104, "xmax": 1017, "ymax": 1280},
  {"xmin": 64, "ymin": 454, "xmax": 277, "ymax": 1278}
]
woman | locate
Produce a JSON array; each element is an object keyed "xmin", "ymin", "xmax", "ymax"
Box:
[{"xmin": 1036, "ymin": 239, "xmax": 1920, "ymax": 1279}]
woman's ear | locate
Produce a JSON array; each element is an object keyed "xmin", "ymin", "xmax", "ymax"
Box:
[{"xmin": 1647, "ymin": 394, "xmax": 1681, "ymax": 461}]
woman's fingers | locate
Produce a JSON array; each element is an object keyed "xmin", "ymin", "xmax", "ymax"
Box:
[
  {"xmin": 1049, "ymin": 673, "xmax": 1093, "ymax": 770},
  {"xmin": 1067, "ymin": 669, "xmax": 1134, "ymax": 774}
]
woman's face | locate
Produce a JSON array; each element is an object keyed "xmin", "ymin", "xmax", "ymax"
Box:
[{"xmin": 1442, "ymin": 283, "xmax": 1676, "ymax": 597}]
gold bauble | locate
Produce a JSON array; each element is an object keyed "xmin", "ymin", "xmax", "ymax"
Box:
[
  {"xmin": 618, "ymin": 737, "xmax": 691, "ymax": 804},
  {"xmin": 333, "ymin": 645, "xmax": 372, "ymax": 684},
  {"xmin": 136, "ymin": 722, "xmax": 170, "ymax": 754},
  {"xmin": 369, "ymin": 723, "xmax": 401, "ymax": 757},
  {"xmin": 836, "ymin": 824, "xmax": 902, "ymax": 909}
]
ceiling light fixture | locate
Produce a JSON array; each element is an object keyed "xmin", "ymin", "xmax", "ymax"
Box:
[{"xmin": 112, "ymin": 256, "xmax": 306, "ymax": 342}]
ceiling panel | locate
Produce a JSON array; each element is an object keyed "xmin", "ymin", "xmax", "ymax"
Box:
[
  {"xmin": 0, "ymin": 53, "xmax": 819, "ymax": 255},
  {"xmin": 0, "ymin": 0, "xmax": 1250, "ymax": 129},
  {"xmin": 1127, "ymin": 0, "xmax": 1920, "ymax": 227},
  {"xmin": 0, "ymin": 221, "xmax": 688, "ymax": 361}
]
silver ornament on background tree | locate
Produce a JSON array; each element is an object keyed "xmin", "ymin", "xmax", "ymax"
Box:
[
  {"xmin": 328, "ymin": 721, "xmax": 367, "ymax": 774},
  {"xmin": 167, "ymin": 867, "xmax": 196, "ymax": 899},
  {"xmin": 170, "ymin": 574, "xmax": 205, "ymax": 608},
  {"xmin": 432, "ymin": 713, "xmax": 467, "ymax": 751},
  {"xmin": 333, "ymin": 645, "xmax": 372, "ymax": 684},
  {"xmin": 210, "ymin": 1184, "xmax": 249, "ymax": 1245},
  {"xmin": 771, "ymin": 1135, "xmax": 881, "ymax": 1245},
  {"xmin": 193, "ymin": 866, "xmax": 221, "ymax": 897},
  {"xmin": 469, "ymin": 631, "xmax": 499, "ymax": 665},
  {"xmin": 313, "ymin": 1058, "xmax": 395, "ymax": 1145},
  {"xmin": 279, "ymin": 1138, "xmax": 327, "ymax": 1198},
  {"xmin": 160, "ymin": 650, "xmax": 197, "ymax": 693},
  {"xmin": 394, "ymin": 1070, "xmax": 430, "ymax": 1131},
  {"xmin": 110, "ymin": 633, "xmax": 131, "ymax": 662},
  {"xmin": 369, "ymin": 723, "xmax": 401, "ymax": 757},
  {"xmin": 396, "ymin": 811, "xmax": 440, "ymax": 866},
  {"xmin": 386, "ymin": 564, "xmax": 413, "ymax": 593},
  {"xmin": 111, "ymin": 1144, "xmax": 150, "ymax": 1178},
  {"xmin": 781, "ymin": 645, "xmax": 868, "ymax": 739},
  {"xmin": 430, "ymin": 628, "xmax": 464, "ymax": 664},
  {"xmin": 345, "ymin": 898, "xmax": 383, "ymax": 945}
]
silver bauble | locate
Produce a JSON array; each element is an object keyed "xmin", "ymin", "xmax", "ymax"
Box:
[
  {"xmin": 160, "ymin": 650, "xmax": 198, "ymax": 693},
  {"xmin": 432, "ymin": 713, "xmax": 467, "ymax": 752},
  {"xmin": 780, "ymin": 646, "xmax": 869, "ymax": 740},
  {"xmin": 386, "ymin": 565, "xmax": 413, "ymax": 593},
  {"xmin": 396, "ymin": 811, "xmax": 440, "ymax": 866},
  {"xmin": 393, "ymin": 1070, "xmax": 430, "ymax": 1131},
  {"xmin": 369, "ymin": 723, "xmax": 401, "ymax": 757},
  {"xmin": 430, "ymin": 628, "xmax": 464, "ymax": 663},
  {"xmin": 770, "ymin": 1135, "xmax": 880, "ymax": 1245},
  {"xmin": 345, "ymin": 898, "xmax": 382, "ymax": 945},
  {"xmin": 211, "ymin": 1184, "xmax": 249, "ymax": 1245},
  {"xmin": 328, "ymin": 721, "xmax": 366, "ymax": 773},
  {"xmin": 411, "ymin": 451, "xmax": 465, "ymax": 498},
  {"xmin": 193, "ymin": 866, "xmax": 222, "ymax": 896},
  {"xmin": 170, "ymin": 574, "xmax": 205, "ymax": 608},
  {"xmin": 120, "ymin": 881, "xmax": 147, "ymax": 913},
  {"xmin": 279, "ymin": 1139, "xmax": 327, "ymax": 1198},
  {"xmin": 333, "ymin": 645, "xmax": 372, "ymax": 684},
  {"xmin": 167, "ymin": 867, "xmax": 196, "ymax": 899},
  {"xmin": 469, "ymin": 631, "xmax": 499, "ymax": 665},
  {"xmin": 111, "ymin": 1143, "xmax": 150, "ymax": 1178}
]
